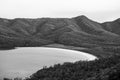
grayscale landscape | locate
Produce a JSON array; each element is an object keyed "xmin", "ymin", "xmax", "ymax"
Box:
[
  {"xmin": 0, "ymin": 47, "xmax": 96, "ymax": 79},
  {"xmin": 0, "ymin": 16, "xmax": 120, "ymax": 80},
  {"xmin": 0, "ymin": 0, "xmax": 120, "ymax": 80}
]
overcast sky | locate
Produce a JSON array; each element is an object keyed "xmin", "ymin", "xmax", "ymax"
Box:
[{"xmin": 0, "ymin": 0, "xmax": 120, "ymax": 22}]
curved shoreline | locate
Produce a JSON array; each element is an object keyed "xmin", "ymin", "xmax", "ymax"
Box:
[
  {"xmin": 16, "ymin": 47, "xmax": 98, "ymax": 60},
  {"xmin": 27, "ymin": 47, "xmax": 98, "ymax": 60},
  {"xmin": 0, "ymin": 47, "xmax": 97, "ymax": 79}
]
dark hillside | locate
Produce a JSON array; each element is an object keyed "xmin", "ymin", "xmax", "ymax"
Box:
[
  {"xmin": 1, "ymin": 15, "xmax": 120, "ymax": 80},
  {"xmin": 26, "ymin": 55, "xmax": 120, "ymax": 80},
  {"xmin": 0, "ymin": 16, "xmax": 120, "ymax": 57}
]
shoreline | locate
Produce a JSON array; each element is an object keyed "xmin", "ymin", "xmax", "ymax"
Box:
[{"xmin": 0, "ymin": 47, "xmax": 97, "ymax": 79}]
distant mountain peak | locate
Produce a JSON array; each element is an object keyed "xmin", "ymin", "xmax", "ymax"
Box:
[
  {"xmin": 73, "ymin": 15, "xmax": 91, "ymax": 23},
  {"xmin": 116, "ymin": 18, "xmax": 120, "ymax": 23},
  {"xmin": 74, "ymin": 15, "xmax": 88, "ymax": 19}
]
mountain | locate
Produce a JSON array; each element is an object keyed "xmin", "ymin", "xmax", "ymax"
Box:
[{"xmin": 0, "ymin": 15, "xmax": 120, "ymax": 57}]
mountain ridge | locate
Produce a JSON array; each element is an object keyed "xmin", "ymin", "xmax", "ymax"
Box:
[{"xmin": 0, "ymin": 15, "xmax": 120, "ymax": 57}]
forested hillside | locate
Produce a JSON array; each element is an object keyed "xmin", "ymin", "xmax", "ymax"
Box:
[
  {"xmin": 25, "ymin": 55, "xmax": 120, "ymax": 80},
  {"xmin": 0, "ymin": 16, "xmax": 120, "ymax": 57},
  {"xmin": 1, "ymin": 16, "xmax": 120, "ymax": 80}
]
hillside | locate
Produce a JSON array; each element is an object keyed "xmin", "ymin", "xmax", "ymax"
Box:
[
  {"xmin": 0, "ymin": 16, "xmax": 120, "ymax": 57},
  {"xmin": 26, "ymin": 55, "xmax": 120, "ymax": 80},
  {"xmin": 1, "ymin": 16, "xmax": 120, "ymax": 80}
]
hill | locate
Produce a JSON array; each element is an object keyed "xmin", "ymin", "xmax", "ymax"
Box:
[
  {"xmin": 25, "ymin": 55, "xmax": 120, "ymax": 80},
  {"xmin": 0, "ymin": 15, "xmax": 120, "ymax": 57},
  {"xmin": 0, "ymin": 16, "xmax": 120, "ymax": 57},
  {"xmin": 2, "ymin": 15, "xmax": 120, "ymax": 80}
]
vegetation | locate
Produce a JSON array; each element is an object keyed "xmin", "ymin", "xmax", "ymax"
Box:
[
  {"xmin": 3, "ymin": 77, "xmax": 22, "ymax": 80},
  {"xmin": 1, "ymin": 16, "xmax": 120, "ymax": 80},
  {"xmin": 23, "ymin": 55, "xmax": 120, "ymax": 80},
  {"xmin": 0, "ymin": 35, "xmax": 53, "ymax": 49},
  {"xmin": 4, "ymin": 55, "xmax": 119, "ymax": 80},
  {"xmin": 0, "ymin": 15, "xmax": 120, "ymax": 57}
]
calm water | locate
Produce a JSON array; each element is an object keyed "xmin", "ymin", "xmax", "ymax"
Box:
[{"xmin": 0, "ymin": 47, "xmax": 97, "ymax": 79}]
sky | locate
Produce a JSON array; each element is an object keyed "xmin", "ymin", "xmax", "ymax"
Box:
[{"xmin": 0, "ymin": 0, "xmax": 120, "ymax": 22}]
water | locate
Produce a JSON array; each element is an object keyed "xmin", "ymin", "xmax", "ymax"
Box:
[{"xmin": 0, "ymin": 47, "xmax": 97, "ymax": 79}]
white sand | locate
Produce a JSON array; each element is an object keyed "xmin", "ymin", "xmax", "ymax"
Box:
[{"xmin": 0, "ymin": 47, "xmax": 97, "ymax": 79}]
